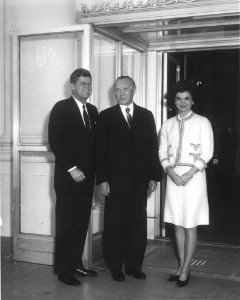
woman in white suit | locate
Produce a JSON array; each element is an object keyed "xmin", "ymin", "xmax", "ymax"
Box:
[{"xmin": 159, "ymin": 81, "xmax": 214, "ymax": 287}]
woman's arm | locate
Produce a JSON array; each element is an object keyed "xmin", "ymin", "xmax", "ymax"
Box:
[{"xmin": 194, "ymin": 118, "xmax": 214, "ymax": 171}]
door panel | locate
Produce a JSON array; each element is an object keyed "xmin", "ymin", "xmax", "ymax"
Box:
[{"xmin": 20, "ymin": 152, "xmax": 55, "ymax": 235}]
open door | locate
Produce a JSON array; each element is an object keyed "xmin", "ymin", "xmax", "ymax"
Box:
[
  {"xmin": 160, "ymin": 53, "xmax": 183, "ymax": 237},
  {"xmin": 12, "ymin": 24, "xmax": 146, "ymax": 265},
  {"xmin": 12, "ymin": 24, "xmax": 94, "ymax": 265}
]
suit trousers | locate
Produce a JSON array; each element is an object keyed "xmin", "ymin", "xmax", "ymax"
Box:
[
  {"xmin": 54, "ymin": 190, "xmax": 92, "ymax": 275},
  {"xmin": 103, "ymin": 185, "xmax": 148, "ymax": 273}
]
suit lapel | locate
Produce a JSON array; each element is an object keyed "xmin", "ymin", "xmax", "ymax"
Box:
[
  {"xmin": 86, "ymin": 102, "xmax": 96, "ymax": 129},
  {"xmin": 115, "ymin": 104, "xmax": 131, "ymax": 131},
  {"xmin": 132, "ymin": 103, "xmax": 141, "ymax": 129},
  {"xmin": 69, "ymin": 97, "xmax": 86, "ymax": 129}
]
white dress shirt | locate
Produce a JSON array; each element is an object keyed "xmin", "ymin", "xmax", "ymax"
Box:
[
  {"xmin": 72, "ymin": 96, "xmax": 90, "ymax": 127},
  {"xmin": 120, "ymin": 102, "xmax": 134, "ymax": 123}
]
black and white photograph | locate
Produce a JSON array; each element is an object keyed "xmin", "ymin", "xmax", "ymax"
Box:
[{"xmin": 1, "ymin": 0, "xmax": 240, "ymax": 299}]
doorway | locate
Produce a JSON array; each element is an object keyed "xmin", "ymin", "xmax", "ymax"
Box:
[{"xmin": 164, "ymin": 48, "xmax": 240, "ymax": 245}]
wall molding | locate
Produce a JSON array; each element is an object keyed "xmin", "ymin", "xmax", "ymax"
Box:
[
  {"xmin": 81, "ymin": 0, "xmax": 198, "ymax": 15},
  {"xmin": 78, "ymin": 0, "xmax": 239, "ymax": 26}
]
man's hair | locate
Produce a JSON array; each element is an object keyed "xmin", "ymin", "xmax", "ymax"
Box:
[
  {"xmin": 70, "ymin": 68, "xmax": 92, "ymax": 84},
  {"xmin": 114, "ymin": 76, "xmax": 136, "ymax": 90}
]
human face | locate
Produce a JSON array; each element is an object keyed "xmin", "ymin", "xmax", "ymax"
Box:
[
  {"xmin": 114, "ymin": 78, "xmax": 135, "ymax": 106},
  {"xmin": 71, "ymin": 76, "xmax": 92, "ymax": 103},
  {"xmin": 175, "ymin": 91, "xmax": 193, "ymax": 116}
]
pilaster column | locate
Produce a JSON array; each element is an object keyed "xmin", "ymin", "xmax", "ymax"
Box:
[{"xmin": 146, "ymin": 51, "xmax": 163, "ymax": 239}]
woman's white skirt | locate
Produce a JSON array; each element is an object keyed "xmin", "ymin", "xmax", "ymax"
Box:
[{"xmin": 164, "ymin": 165, "xmax": 209, "ymax": 228}]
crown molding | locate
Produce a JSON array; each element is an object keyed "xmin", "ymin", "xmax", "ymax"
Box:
[
  {"xmin": 80, "ymin": 0, "xmax": 198, "ymax": 15},
  {"xmin": 78, "ymin": 0, "xmax": 239, "ymax": 25}
]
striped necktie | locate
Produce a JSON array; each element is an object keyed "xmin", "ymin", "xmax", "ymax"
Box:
[
  {"xmin": 83, "ymin": 104, "xmax": 91, "ymax": 130},
  {"xmin": 126, "ymin": 107, "xmax": 132, "ymax": 129}
]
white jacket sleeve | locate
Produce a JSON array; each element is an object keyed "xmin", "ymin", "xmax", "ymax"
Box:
[
  {"xmin": 194, "ymin": 118, "xmax": 214, "ymax": 171},
  {"xmin": 159, "ymin": 121, "xmax": 170, "ymax": 171}
]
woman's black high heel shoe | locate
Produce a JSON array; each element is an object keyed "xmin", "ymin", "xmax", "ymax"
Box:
[
  {"xmin": 176, "ymin": 270, "xmax": 191, "ymax": 287},
  {"xmin": 167, "ymin": 274, "xmax": 180, "ymax": 282}
]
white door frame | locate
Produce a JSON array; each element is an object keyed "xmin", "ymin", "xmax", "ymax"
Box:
[{"xmin": 12, "ymin": 24, "xmax": 94, "ymax": 265}]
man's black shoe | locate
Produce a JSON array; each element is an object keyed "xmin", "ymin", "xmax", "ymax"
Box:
[
  {"xmin": 125, "ymin": 270, "xmax": 146, "ymax": 279},
  {"xmin": 58, "ymin": 273, "xmax": 81, "ymax": 286},
  {"xmin": 111, "ymin": 271, "xmax": 125, "ymax": 282},
  {"xmin": 74, "ymin": 267, "xmax": 97, "ymax": 277}
]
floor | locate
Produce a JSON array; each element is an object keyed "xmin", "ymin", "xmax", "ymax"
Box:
[{"xmin": 2, "ymin": 239, "xmax": 240, "ymax": 300}]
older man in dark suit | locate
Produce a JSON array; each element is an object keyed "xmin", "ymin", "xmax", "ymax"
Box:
[
  {"xmin": 48, "ymin": 68, "xmax": 98, "ymax": 286},
  {"xmin": 96, "ymin": 76, "xmax": 161, "ymax": 282}
]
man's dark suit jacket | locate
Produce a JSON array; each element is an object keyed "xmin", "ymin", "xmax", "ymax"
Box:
[
  {"xmin": 96, "ymin": 103, "xmax": 161, "ymax": 193},
  {"xmin": 48, "ymin": 97, "xmax": 98, "ymax": 196}
]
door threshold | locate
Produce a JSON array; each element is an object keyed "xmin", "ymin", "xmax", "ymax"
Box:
[{"xmin": 154, "ymin": 237, "xmax": 240, "ymax": 249}]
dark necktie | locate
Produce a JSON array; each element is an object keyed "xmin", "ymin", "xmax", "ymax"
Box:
[
  {"xmin": 83, "ymin": 104, "xmax": 91, "ymax": 130},
  {"xmin": 126, "ymin": 107, "xmax": 132, "ymax": 129}
]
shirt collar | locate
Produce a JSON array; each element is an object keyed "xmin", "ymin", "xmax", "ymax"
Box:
[
  {"xmin": 72, "ymin": 95, "xmax": 87, "ymax": 112},
  {"xmin": 120, "ymin": 102, "xmax": 134, "ymax": 115},
  {"xmin": 177, "ymin": 110, "xmax": 193, "ymax": 121}
]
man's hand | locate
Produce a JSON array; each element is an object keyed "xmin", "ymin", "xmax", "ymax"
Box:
[
  {"xmin": 148, "ymin": 180, "xmax": 157, "ymax": 193},
  {"xmin": 99, "ymin": 182, "xmax": 110, "ymax": 196},
  {"xmin": 69, "ymin": 168, "xmax": 86, "ymax": 183}
]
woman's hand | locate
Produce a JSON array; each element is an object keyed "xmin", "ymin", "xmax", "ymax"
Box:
[
  {"xmin": 181, "ymin": 166, "xmax": 199, "ymax": 185},
  {"xmin": 181, "ymin": 173, "xmax": 193, "ymax": 185},
  {"xmin": 166, "ymin": 166, "xmax": 185, "ymax": 186}
]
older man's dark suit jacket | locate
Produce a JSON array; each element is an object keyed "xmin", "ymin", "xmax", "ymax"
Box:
[
  {"xmin": 96, "ymin": 103, "xmax": 161, "ymax": 273},
  {"xmin": 48, "ymin": 97, "xmax": 98, "ymax": 275},
  {"xmin": 96, "ymin": 103, "xmax": 161, "ymax": 190}
]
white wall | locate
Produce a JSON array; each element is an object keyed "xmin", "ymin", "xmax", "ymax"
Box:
[
  {"xmin": 0, "ymin": 0, "xmax": 161, "ymax": 241},
  {"xmin": 0, "ymin": 0, "xmax": 76, "ymax": 237}
]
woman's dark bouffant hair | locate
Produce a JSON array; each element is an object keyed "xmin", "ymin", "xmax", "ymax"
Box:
[{"xmin": 165, "ymin": 80, "xmax": 196, "ymax": 110}]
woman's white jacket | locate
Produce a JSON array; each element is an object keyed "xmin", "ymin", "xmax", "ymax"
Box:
[{"xmin": 159, "ymin": 112, "xmax": 214, "ymax": 172}]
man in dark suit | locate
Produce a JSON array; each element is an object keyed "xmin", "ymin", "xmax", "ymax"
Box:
[
  {"xmin": 48, "ymin": 68, "xmax": 98, "ymax": 286},
  {"xmin": 96, "ymin": 76, "xmax": 161, "ymax": 282}
]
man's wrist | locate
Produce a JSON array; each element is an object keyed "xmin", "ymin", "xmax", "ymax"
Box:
[{"xmin": 68, "ymin": 166, "xmax": 77, "ymax": 172}]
